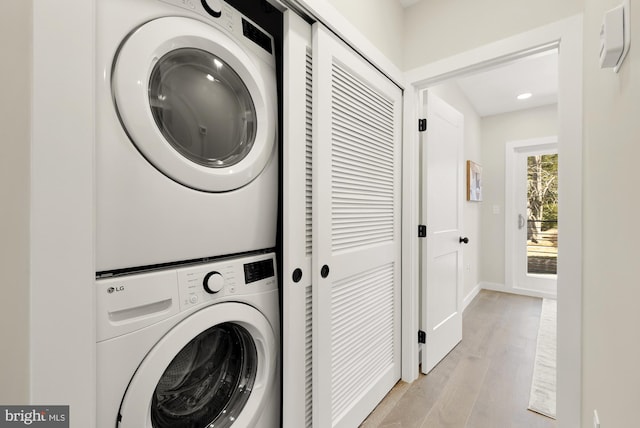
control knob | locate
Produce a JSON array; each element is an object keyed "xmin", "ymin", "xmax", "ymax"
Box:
[
  {"xmin": 201, "ymin": 0, "xmax": 222, "ymax": 18},
  {"xmin": 203, "ymin": 271, "xmax": 224, "ymax": 294}
]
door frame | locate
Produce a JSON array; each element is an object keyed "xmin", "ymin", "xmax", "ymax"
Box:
[
  {"xmin": 402, "ymin": 14, "xmax": 583, "ymax": 427},
  {"xmin": 505, "ymin": 137, "xmax": 558, "ymax": 298}
]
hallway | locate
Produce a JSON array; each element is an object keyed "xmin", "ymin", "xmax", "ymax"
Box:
[{"xmin": 361, "ymin": 290, "xmax": 556, "ymax": 427}]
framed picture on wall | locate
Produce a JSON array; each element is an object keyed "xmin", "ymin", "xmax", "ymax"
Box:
[{"xmin": 467, "ymin": 160, "xmax": 482, "ymax": 202}]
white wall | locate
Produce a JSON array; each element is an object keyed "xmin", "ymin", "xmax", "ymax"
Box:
[
  {"xmin": 480, "ymin": 105, "xmax": 558, "ymax": 285},
  {"xmin": 0, "ymin": 0, "xmax": 32, "ymax": 404},
  {"xmin": 30, "ymin": 0, "xmax": 95, "ymax": 425},
  {"xmin": 581, "ymin": 0, "xmax": 640, "ymax": 426},
  {"xmin": 403, "ymin": 0, "xmax": 583, "ymax": 70},
  {"xmin": 427, "ymin": 82, "xmax": 482, "ymax": 301},
  {"xmin": 327, "ymin": 0, "xmax": 404, "ymax": 69},
  {"xmin": 403, "ymin": 0, "xmax": 640, "ymax": 425}
]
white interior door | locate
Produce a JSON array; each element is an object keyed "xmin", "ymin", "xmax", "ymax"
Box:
[
  {"xmin": 505, "ymin": 138, "xmax": 558, "ymax": 297},
  {"xmin": 420, "ymin": 91, "xmax": 464, "ymax": 374},
  {"xmin": 312, "ymin": 23, "xmax": 402, "ymax": 428},
  {"xmin": 282, "ymin": 10, "xmax": 313, "ymax": 428}
]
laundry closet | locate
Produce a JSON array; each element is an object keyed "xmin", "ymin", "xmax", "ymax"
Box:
[
  {"xmin": 94, "ymin": 0, "xmax": 283, "ymax": 426},
  {"xmin": 280, "ymin": 6, "xmax": 403, "ymax": 428},
  {"xmin": 17, "ymin": 1, "xmax": 405, "ymax": 427}
]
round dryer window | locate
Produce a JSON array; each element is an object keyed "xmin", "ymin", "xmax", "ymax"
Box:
[
  {"xmin": 113, "ymin": 17, "xmax": 276, "ymax": 192},
  {"xmin": 148, "ymin": 48, "xmax": 257, "ymax": 170},
  {"xmin": 116, "ymin": 303, "xmax": 276, "ymax": 428}
]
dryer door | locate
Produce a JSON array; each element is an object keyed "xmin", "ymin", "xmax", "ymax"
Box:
[
  {"xmin": 113, "ymin": 17, "xmax": 276, "ymax": 192},
  {"xmin": 117, "ymin": 303, "xmax": 276, "ymax": 428}
]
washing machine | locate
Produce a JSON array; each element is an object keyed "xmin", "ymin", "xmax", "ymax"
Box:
[
  {"xmin": 96, "ymin": 251, "xmax": 280, "ymax": 428},
  {"xmin": 96, "ymin": 0, "xmax": 279, "ymax": 272}
]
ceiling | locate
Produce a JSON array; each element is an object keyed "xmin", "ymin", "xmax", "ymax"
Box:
[{"xmin": 455, "ymin": 49, "xmax": 558, "ymax": 117}]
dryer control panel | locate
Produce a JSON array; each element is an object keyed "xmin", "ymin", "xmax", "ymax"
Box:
[{"xmin": 157, "ymin": 0, "xmax": 275, "ymax": 64}]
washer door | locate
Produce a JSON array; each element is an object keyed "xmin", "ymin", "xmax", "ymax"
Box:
[
  {"xmin": 117, "ymin": 303, "xmax": 276, "ymax": 428},
  {"xmin": 113, "ymin": 17, "xmax": 275, "ymax": 192}
]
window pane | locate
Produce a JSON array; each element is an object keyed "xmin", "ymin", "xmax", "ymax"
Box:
[{"xmin": 527, "ymin": 154, "xmax": 558, "ymax": 275}]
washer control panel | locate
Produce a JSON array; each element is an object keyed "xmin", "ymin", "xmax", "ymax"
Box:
[
  {"xmin": 96, "ymin": 252, "xmax": 277, "ymax": 341},
  {"xmin": 177, "ymin": 252, "xmax": 277, "ymax": 311}
]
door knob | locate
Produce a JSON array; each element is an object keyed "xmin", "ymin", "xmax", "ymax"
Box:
[
  {"xmin": 292, "ymin": 268, "xmax": 303, "ymax": 283},
  {"xmin": 459, "ymin": 237, "xmax": 469, "ymax": 244},
  {"xmin": 321, "ymin": 265, "xmax": 330, "ymax": 278}
]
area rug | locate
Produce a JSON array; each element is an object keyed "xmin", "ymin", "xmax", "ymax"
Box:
[{"xmin": 528, "ymin": 298, "xmax": 557, "ymax": 419}]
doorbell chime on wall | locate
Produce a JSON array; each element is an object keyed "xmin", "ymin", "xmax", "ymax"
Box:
[{"xmin": 600, "ymin": 0, "xmax": 631, "ymax": 72}]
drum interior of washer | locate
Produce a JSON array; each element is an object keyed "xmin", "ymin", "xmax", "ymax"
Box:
[{"xmin": 151, "ymin": 323, "xmax": 258, "ymax": 428}]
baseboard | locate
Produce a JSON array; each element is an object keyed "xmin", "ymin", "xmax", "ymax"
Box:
[
  {"xmin": 479, "ymin": 281, "xmax": 509, "ymax": 293},
  {"xmin": 462, "ymin": 284, "xmax": 482, "ymax": 312},
  {"xmin": 479, "ymin": 281, "xmax": 557, "ymax": 300}
]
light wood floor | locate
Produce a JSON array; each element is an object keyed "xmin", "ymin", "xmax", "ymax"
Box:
[{"xmin": 360, "ymin": 290, "xmax": 556, "ymax": 428}]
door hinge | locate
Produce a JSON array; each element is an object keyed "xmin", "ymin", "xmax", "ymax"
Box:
[
  {"xmin": 418, "ymin": 225, "xmax": 427, "ymax": 238},
  {"xmin": 418, "ymin": 330, "xmax": 426, "ymax": 344},
  {"xmin": 418, "ymin": 118, "xmax": 427, "ymax": 132}
]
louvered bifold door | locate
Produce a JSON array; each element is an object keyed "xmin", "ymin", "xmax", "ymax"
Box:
[
  {"xmin": 312, "ymin": 24, "xmax": 402, "ymax": 428},
  {"xmin": 282, "ymin": 10, "xmax": 314, "ymax": 428}
]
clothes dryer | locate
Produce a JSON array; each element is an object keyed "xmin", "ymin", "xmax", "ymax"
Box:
[
  {"xmin": 96, "ymin": 0, "xmax": 278, "ymax": 272},
  {"xmin": 96, "ymin": 251, "xmax": 280, "ymax": 428}
]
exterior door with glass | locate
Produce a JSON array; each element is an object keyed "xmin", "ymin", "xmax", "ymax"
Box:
[{"xmin": 506, "ymin": 137, "xmax": 558, "ymax": 297}]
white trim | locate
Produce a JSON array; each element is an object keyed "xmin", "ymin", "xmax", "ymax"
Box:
[
  {"xmin": 554, "ymin": 16, "xmax": 583, "ymax": 427},
  {"xmin": 281, "ymin": 10, "xmax": 313, "ymax": 428},
  {"xmin": 480, "ymin": 281, "xmax": 557, "ymax": 301},
  {"xmin": 31, "ymin": 0, "xmax": 96, "ymax": 425},
  {"xmin": 287, "ymin": 0, "xmax": 404, "ymax": 87},
  {"xmin": 404, "ymin": 18, "xmax": 570, "ymax": 87},
  {"xmin": 463, "ymin": 284, "xmax": 482, "ymax": 312},
  {"xmin": 401, "ymin": 82, "xmax": 420, "ymax": 383},
  {"xmin": 402, "ymin": 15, "xmax": 583, "ymax": 427}
]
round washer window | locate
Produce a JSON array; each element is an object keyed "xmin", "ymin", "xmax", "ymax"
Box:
[
  {"xmin": 151, "ymin": 323, "xmax": 257, "ymax": 428},
  {"xmin": 149, "ymin": 48, "xmax": 257, "ymax": 168}
]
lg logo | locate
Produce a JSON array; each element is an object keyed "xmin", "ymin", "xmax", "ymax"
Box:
[{"xmin": 107, "ymin": 285, "xmax": 125, "ymax": 294}]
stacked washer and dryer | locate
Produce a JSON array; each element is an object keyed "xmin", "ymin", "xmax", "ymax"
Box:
[{"xmin": 95, "ymin": 0, "xmax": 280, "ymax": 427}]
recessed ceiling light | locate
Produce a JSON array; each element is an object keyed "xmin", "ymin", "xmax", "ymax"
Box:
[{"xmin": 517, "ymin": 92, "xmax": 533, "ymax": 100}]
